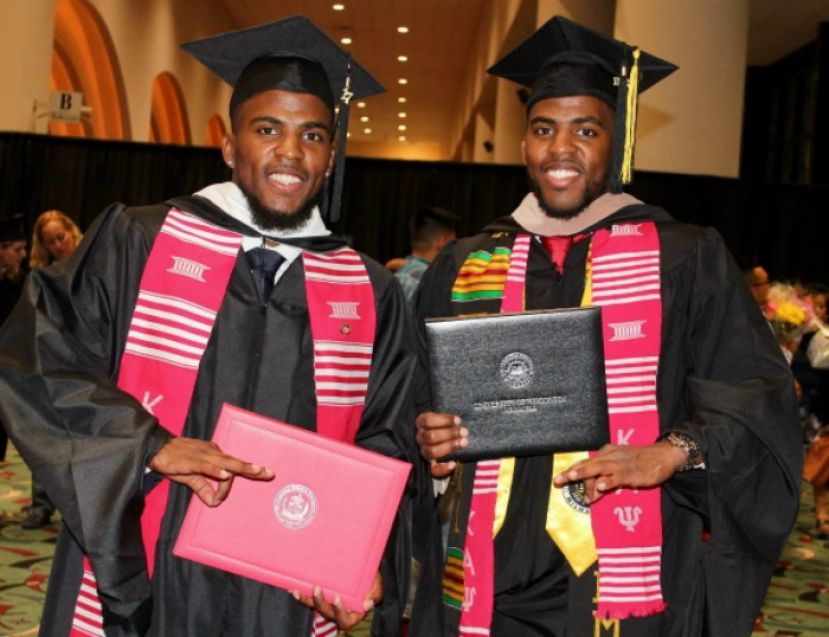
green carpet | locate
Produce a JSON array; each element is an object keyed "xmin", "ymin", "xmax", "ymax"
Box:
[
  {"xmin": 0, "ymin": 443, "xmax": 826, "ymax": 636},
  {"xmin": 0, "ymin": 445, "xmax": 59, "ymax": 636}
]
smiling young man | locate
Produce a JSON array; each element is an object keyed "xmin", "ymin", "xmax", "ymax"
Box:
[
  {"xmin": 0, "ymin": 17, "xmax": 416, "ymax": 637},
  {"xmin": 410, "ymin": 16, "xmax": 801, "ymax": 637}
]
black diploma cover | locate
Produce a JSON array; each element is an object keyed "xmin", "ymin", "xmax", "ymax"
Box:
[{"xmin": 425, "ymin": 307, "xmax": 609, "ymax": 461}]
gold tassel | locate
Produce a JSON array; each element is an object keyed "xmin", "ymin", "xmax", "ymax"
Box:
[{"xmin": 621, "ymin": 48, "xmax": 641, "ymax": 185}]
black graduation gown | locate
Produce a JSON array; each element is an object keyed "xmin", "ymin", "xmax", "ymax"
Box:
[
  {"xmin": 0, "ymin": 197, "xmax": 419, "ymax": 636},
  {"xmin": 410, "ymin": 204, "xmax": 802, "ymax": 637}
]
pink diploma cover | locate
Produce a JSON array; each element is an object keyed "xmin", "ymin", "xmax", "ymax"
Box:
[{"xmin": 173, "ymin": 403, "xmax": 411, "ymax": 612}]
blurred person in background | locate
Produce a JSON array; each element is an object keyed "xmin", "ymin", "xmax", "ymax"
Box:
[
  {"xmin": 395, "ymin": 206, "xmax": 459, "ymax": 302},
  {"xmin": 30, "ymin": 209, "xmax": 83, "ymax": 269},
  {"xmin": 0, "ymin": 215, "xmax": 27, "ymax": 463},
  {"xmin": 20, "ymin": 209, "xmax": 83, "ymax": 528}
]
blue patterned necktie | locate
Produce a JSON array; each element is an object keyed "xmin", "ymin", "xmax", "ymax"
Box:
[{"xmin": 246, "ymin": 247, "xmax": 285, "ymax": 313}]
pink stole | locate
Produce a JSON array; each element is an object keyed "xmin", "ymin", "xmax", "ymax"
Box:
[
  {"xmin": 458, "ymin": 222, "xmax": 665, "ymax": 634},
  {"xmin": 69, "ymin": 210, "xmax": 375, "ymax": 637}
]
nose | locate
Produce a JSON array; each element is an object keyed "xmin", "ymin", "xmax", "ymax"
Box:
[
  {"xmin": 549, "ymin": 130, "xmax": 576, "ymax": 157},
  {"xmin": 274, "ymin": 131, "xmax": 304, "ymax": 160}
]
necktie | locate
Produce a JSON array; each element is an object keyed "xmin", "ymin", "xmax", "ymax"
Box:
[
  {"xmin": 246, "ymin": 247, "xmax": 285, "ymax": 313},
  {"xmin": 541, "ymin": 235, "xmax": 574, "ymax": 274}
]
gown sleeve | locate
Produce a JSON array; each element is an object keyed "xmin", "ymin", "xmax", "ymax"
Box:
[
  {"xmin": 0, "ymin": 204, "xmax": 171, "ymax": 613},
  {"xmin": 658, "ymin": 226, "xmax": 802, "ymax": 635},
  {"xmin": 351, "ymin": 264, "xmax": 422, "ymax": 637}
]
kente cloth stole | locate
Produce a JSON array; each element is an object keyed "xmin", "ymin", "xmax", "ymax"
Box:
[
  {"xmin": 446, "ymin": 223, "xmax": 665, "ymax": 635},
  {"xmin": 69, "ymin": 210, "xmax": 375, "ymax": 637}
]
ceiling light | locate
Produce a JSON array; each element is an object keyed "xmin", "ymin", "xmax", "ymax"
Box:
[
  {"xmin": 364, "ymin": 128, "xmax": 372, "ymax": 134},
  {"xmin": 356, "ymin": 101, "xmax": 366, "ymax": 108},
  {"xmin": 360, "ymin": 116, "xmax": 369, "ymax": 122},
  {"xmin": 340, "ymin": 37, "xmax": 352, "ymax": 45},
  {"xmin": 398, "ymin": 124, "xmax": 407, "ymax": 131},
  {"xmin": 398, "ymin": 112, "xmax": 407, "ymax": 118},
  {"xmin": 397, "ymin": 26, "xmax": 409, "ymax": 34},
  {"xmin": 332, "ymin": 3, "xmax": 345, "ymax": 10},
  {"xmin": 346, "ymin": 132, "xmax": 351, "ymax": 138},
  {"xmin": 398, "ymin": 78, "xmax": 408, "ymax": 85},
  {"xmin": 399, "ymin": 135, "xmax": 406, "ymax": 141},
  {"xmin": 398, "ymin": 96, "xmax": 407, "ymax": 103},
  {"xmin": 397, "ymin": 55, "xmax": 408, "ymax": 62}
]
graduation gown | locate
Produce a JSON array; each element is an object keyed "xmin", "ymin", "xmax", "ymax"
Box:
[
  {"xmin": 0, "ymin": 196, "xmax": 418, "ymax": 636},
  {"xmin": 410, "ymin": 204, "xmax": 802, "ymax": 637}
]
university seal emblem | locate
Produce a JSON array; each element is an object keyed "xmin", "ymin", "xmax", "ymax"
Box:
[
  {"xmin": 499, "ymin": 352, "xmax": 534, "ymax": 389},
  {"xmin": 273, "ymin": 483, "xmax": 318, "ymax": 529}
]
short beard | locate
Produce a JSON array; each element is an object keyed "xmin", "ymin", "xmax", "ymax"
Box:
[
  {"xmin": 528, "ymin": 173, "xmax": 608, "ymax": 220},
  {"xmin": 240, "ymin": 183, "xmax": 324, "ymax": 232}
]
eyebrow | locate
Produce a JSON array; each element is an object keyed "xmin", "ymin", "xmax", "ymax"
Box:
[
  {"xmin": 250, "ymin": 115, "xmax": 332, "ymax": 134},
  {"xmin": 529, "ymin": 115, "xmax": 607, "ymax": 128}
]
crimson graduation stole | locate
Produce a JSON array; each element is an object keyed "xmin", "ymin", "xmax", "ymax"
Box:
[
  {"xmin": 448, "ymin": 222, "xmax": 666, "ymax": 636},
  {"xmin": 69, "ymin": 208, "xmax": 375, "ymax": 637}
]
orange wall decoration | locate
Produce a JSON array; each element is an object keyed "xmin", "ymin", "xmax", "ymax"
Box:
[
  {"xmin": 49, "ymin": 0, "xmax": 130, "ymax": 140},
  {"xmin": 205, "ymin": 114, "xmax": 227, "ymax": 148},
  {"xmin": 149, "ymin": 72, "xmax": 192, "ymax": 145}
]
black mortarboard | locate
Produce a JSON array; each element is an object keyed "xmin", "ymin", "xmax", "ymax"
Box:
[
  {"xmin": 0, "ymin": 215, "xmax": 26, "ymax": 242},
  {"xmin": 488, "ymin": 16, "xmax": 677, "ymax": 192},
  {"xmin": 181, "ymin": 16, "xmax": 385, "ymax": 222}
]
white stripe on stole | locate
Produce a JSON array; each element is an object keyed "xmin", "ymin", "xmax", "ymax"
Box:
[
  {"xmin": 314, "ymin": 368, "xmax": 370, "ymax": 378},
  {"xmin": 505, "ymin": 240, "xmax": 530, "ymax": 283},
  {"xmin": 129, "ymin": 317, "xmax": 211, "ymax": 345},
  {"xmin": 159, "ymin": 225, "xmax": 241, "ymax": 256},
  {"xmin": 164, "ymin": 213, "xmax": 242, "ymax": 246},
  {"xmin": 314, "ymin": 341, "xmax": 373, "ymax": 354},
  {"xmin": 591, "ymin": 273, "xmax": 660, "ymax": 288},
  {"xmin": 131, "ymin": 306, "xmax": 213, "ymax": 331},
  {"xmin": 137, "ymin": 290, "xmax": 217, "ymax": 319},
  {"xmin": 123, "ymin": 342, "xmax": 201, "ymax": 368},
  {"xmin": 304, "ymin": 272, "xmax": 372, "ymax": 284},
  {"xmin": 591, "ymin": 249, "xmax": 660, "ymax": 262},
  {"xmin": 70, "ymin": 620, "xmax": 105, "ymax": 636}
]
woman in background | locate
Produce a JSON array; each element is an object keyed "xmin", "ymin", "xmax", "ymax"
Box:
[
  {"xmin": 21, "ymin": 209, "xmax": 83, "ymax": 528},
  {"xmin": 30, "ymin": 209, "xmax": 83, "ymax": 269}
]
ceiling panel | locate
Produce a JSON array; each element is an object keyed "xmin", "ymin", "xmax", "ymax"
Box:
[{"xmin": 217, "ymin": 0, "xmax": 485, "ymax": 158}]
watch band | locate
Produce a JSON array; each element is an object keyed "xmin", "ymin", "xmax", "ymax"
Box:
[{"xmin": 663, "ymin": 431, "xmax": 705, "ymax": 472}]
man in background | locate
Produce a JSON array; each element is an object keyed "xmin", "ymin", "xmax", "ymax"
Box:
[
  {"xmin": 395, "ymin": 206, "xmax": 459, "ymax": 301},
  {"xmin": 0, "ymin": 214, "xmax": 27, "ymax": 463}
]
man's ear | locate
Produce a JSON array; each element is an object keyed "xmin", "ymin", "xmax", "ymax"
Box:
[
  {"xmin": 221, "ymin": 134, "xmax": 235, "ymax": 170},
  {"xmin": 326, "ymin": 146, "xmax": 336, "ymax": 178},
  {"xmin": 520, "ymin": 138, "xmax": 528, "ymax": 166}
]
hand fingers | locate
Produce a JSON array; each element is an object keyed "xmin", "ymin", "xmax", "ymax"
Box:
[
  {"xmin": 182, "ymin": 475, "xmax": 222, "ymax": 507},
  {"xmin": 415, "ymin": 412, "xmax": 460, "ymax": 431},
  {"xmin": 367, "ymin": 572, "xmax": 383, "ymax": 606},
  {"xmin": 416, "ymin": 414, "xmax": 468, "ymax": 463},
  {"xmin": 210, "ymin": 455, "xmax": 275, "ymax": 481},
  {"xmin": 213, "ymin": 475, "xmax": 234, "ymax": 505},
  {"xmin": 430, "ymin": 459, "xmax": 457, "ymax": 478}
]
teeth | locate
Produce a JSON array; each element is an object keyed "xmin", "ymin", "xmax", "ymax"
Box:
[
  {"xmin": 270, "ymin": 173, "xmax": 301, "ymax": 185},
  {"xmin": 546, "ymin": 169, "xmax": 578, "ymax": 179}
]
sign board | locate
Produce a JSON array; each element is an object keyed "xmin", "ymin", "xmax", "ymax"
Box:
[{"xmin": 49, "ymin": 91, "xmax": 83, "ymax": 123}]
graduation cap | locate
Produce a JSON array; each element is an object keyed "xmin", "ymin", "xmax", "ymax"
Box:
[
  {"xmin": 181, "ymin": 16, "xmax": 385, "ymax": 223},
  {"xmin": 0, "ymin": 215, "xmax": 26, "ymax": 243},
  {"xmin": 488, "ymin": 16, "xmax": 677, "ymax": 192}
]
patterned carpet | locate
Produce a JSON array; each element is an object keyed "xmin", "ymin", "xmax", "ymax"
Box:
[
  {"xmin": 0, "ymin": 443, "xmax": 826, "ymax": 636},
  {"xmin": 753, "ymin": 484, "xmax": 829, "ymax": 636},
  {"xmin": 0, "ymin": 445, "xmax": 59, "ymax": 637}
]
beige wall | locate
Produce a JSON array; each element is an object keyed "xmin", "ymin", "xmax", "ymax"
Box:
[
  {"xmin": 87, "ymin": 0, "xmax": 234, "ymax": 145},
  {"xmin": 0, "ymin": 0, "xmax": 58, "ymax": 134},
  {"xmin": 614, "ymin": 0, "xmax": 749, "ymax": 178},
  {"xmin": 0, "ymin": 0, "xmax": 751, "ymax": 175}
]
